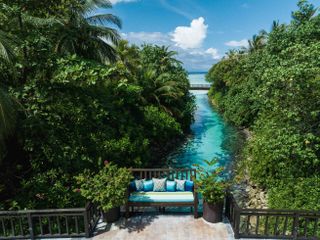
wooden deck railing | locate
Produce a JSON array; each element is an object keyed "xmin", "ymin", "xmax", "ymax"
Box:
[
  {"xmin": 0, "ymin": 203, "xmax": 100, "ymax": 239},
  {"xmin": 130, "ymin": 168, "xmax": 196, "ymax": 180},
  {"xmin": 225, "ymin": 193, "xmax": 320, "ymax": 239}
]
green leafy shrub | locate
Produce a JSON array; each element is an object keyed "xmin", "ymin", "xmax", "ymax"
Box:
[
  {"xmin": 268, "ymin": 176, "xmax": 320, "ymax": 210},
  {"xmin": 143, "ymin": 106, "xmax": 182, "ymax": 141},
  {"xmin": 75, "ymin": 163, "xmax": 132, "ymax": 211},
  {"xmin": 193, "ymin": 159, "xmax": 228, "ymax": 204},
  {"xmin": 18, "ymin": 169, "xmax": 84, "ymax": 209}
]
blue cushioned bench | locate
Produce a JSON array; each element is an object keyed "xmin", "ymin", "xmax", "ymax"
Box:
[{"xmin": 125, "ymin": 169, "xmax": 198, "ymax": 218}]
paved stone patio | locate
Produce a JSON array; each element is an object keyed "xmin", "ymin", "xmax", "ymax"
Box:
[{"xmin": 93, "ymin": 212, "xmax": 235, "ymax": 240}]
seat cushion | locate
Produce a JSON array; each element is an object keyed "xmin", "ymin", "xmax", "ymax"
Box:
[{"xmin": 129, "ymin": 192, "xmax": 194, "ymax": 203}]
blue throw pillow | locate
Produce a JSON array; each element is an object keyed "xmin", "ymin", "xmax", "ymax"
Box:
[
  {"xmin": 129, "ymin": 181, "xmax": 136, "ymax": 191},
  {"xmin": 143, "ymin": 180, "xmax": 154, "ymax": 192},
  {"xmin": 185, "ymin": 180, "xmax": 194, "ymax": 192},
  {"xmin": 166, "ymin": 180, "xmax": 176, "ymax": 192}
]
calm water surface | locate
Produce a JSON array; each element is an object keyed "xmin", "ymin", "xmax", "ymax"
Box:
[{"xmin": 167, "ymin": 73, "xmax": 232, "ymax": 169}]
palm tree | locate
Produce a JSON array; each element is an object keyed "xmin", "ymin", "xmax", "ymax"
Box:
[
  {"xmin": 272, "ymin": 20, "xmax": 280, "ymax": 31},
  {"xmin": 140, "ymin": 69, "xmax": 185, "ymax": 116},
  {"xmin": 271, "ymin": 20, "xmax": 286, "ymax": 32},
  {"xmin": 159, "ymin": 46, "xmax": 182, "ymax": 70},
  {"xmin": 247, "ymin": 32, "xmax": 267, "ymax": 53},
  {"xmin": 116, "ymin": 40, "xmax": 141, "ymax": 76},
  {"xmin": 292, "ymin": 0, "xmax": 318, "ymax": 25},
  {"xmin": 225, "ymin": 49, "xmax": 246, "ymax": 59},
  {"xmin": 55, "ymin": 0, "xmax": 121, "ymax": 63}
]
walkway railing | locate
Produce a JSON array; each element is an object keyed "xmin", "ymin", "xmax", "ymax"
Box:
[
  {"xmin": 190, "ymin": 84, "xmax": 211, "ymax": 90},
  {"xmin": 225, "ymin": 193, "xmax": 320, "ymax": 239},
  {"xmin": 0, "ymin": 203, "xmax": 100, "ymax": 239}
]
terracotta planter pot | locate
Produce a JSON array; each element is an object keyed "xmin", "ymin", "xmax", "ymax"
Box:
[
  {"xmin": 103, "ymin": 207, "xmax": 120, "ymax": 223},
  {"xmin": 202, "ymin": 201, "xmax": 223, "ymax": 223}
]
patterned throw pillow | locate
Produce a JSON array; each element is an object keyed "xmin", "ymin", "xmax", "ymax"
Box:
[
  {"xmin": 134, "ymin": 179, "xmax": 144, "ymax": 191},
  {"xmin": 175, "ymin": 179, "xmax": 186, "ymax": 191},
  {"xmin": 152, "ymin": 178, "xmax": 167, "ymax": 192}
]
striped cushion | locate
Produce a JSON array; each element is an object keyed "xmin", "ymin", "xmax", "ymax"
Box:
[{"xmin": 129, "ymin": 192, "xmax": 194, "ymax": 203}]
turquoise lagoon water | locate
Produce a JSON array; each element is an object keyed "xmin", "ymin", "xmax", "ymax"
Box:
[{"xmin": 167, "ymin": 73, "xmax": 232, "ymax": 170}]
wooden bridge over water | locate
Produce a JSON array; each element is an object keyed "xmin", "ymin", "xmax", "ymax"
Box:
[{"xmin": 189, "ymin": 83, "xmax": 211, "ymax": 90}]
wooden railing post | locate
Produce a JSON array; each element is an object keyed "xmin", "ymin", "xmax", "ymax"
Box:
[
  {"xmin": 27, "ymin": 213, "xmax": 34, "ymax": 240},
  {"xmin": 84, "ymin": 205, "xmax": 90, "ymax": 238},
  {"xmin": 234, "ymin": 207, "xmax": 241, "ymax": 239},
  {"xmin": 293, "ymin": 212, "xmax": 299, "ymax": 240},
  {"xmin": 225, "ymin": 194, "xmax": 230, "ymax": 219}
]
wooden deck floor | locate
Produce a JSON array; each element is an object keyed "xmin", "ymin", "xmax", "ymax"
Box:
[{"xmin": 93, "ymin": 212, "xmax": 235, "ymax": 240}]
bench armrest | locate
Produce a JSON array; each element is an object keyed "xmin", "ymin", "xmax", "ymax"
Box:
[{"xmin": 193, "ymin": 184, "xmax": 198, "ymax": 203}]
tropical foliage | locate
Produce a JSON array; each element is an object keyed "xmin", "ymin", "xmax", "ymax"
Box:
[
  {"xmin": 0, "ymin": 0, "xmax": 195, "ymax": 209},
  {"xmin": 193, "ymin": 159, "xmax": 227, "ymax": 204},
  {"xmin": 206, "ymin": 0, "xmax": 320, "ymax": 210},
  {"xmin": 75, "ymin": 162, "xmax": 132, "ymax": 211},
  {"xmin": 54, "ymin": 0, "xmax": 121, "ymax": 63}
]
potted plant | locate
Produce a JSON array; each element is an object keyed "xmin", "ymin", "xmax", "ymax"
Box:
[
  {"xmin": 75, "ymin": 161, "xmax": 132, "ymax": 223},
  {"xmin": 193, "ymin": 159, "xmax": 227, "ymax": 223}
]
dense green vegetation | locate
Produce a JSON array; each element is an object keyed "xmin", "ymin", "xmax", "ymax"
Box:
[
  {"xmin": 0, "ymin": 0, "xmax": 194, "ymax": 209},
  {"xmin": 76, "ymin": 162, "xmax": 132, "ymax": 212},
  {"xmin": 207, "ymin": 0, "xmax": 320, "ymax": 210}
]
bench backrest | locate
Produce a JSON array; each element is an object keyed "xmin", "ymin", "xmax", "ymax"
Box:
[{"xmin": 130, "ymin": 168, "xmax": 196, "ymax": 181}]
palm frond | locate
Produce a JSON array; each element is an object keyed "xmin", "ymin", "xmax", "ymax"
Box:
[
  {"xmin": 0, "ymin": 30, "xmax": 16, "ymax": 63},
  {"xmin": 91, "ymin": 36, "xmax": 118, "ymax": 63},
  {"xmin": 55, "ymin": 31, "xmax": 77, "ymax": 54},
  {"xmin": 88, "ymin": 24, "xmax": 120, "ymax": 44},
  {"xmin": 86, "ymin": 13, "xmax": 122, "ymax": 28},
  {"xmin": 81, "ymin": 0, "xmax": 112, "ymax": 15},
  {"xmin": 55, "ymin": 4, "xmax": 121, "ymax": 63}
]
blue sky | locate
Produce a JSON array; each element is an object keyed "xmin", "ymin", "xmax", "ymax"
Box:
[{"xmin": 105, "ymin": 0, "xmax": 319, "ymax": 71}]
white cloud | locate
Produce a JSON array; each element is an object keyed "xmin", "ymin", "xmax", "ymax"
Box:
[
  {"xmin": 225, "ymin": 39, "xmax": 248, "ymax": 47},
  {"xmin": 205, "ymin": 48, "xmax": 221, "ymax": 60},
  {"xmin": 188, "ymin": 48, "xmax": 221, "ymax": 60},
  {"xmin": 121, "ymin": 17, "xmax": 222, "ymax": 70},
  {"xmin": 171, "ymin": 17, "xmax": 208, "ymax": 49},
  {"xmin": 110, "ymin": 0, "xmax": 139, "ymax": 5}
]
